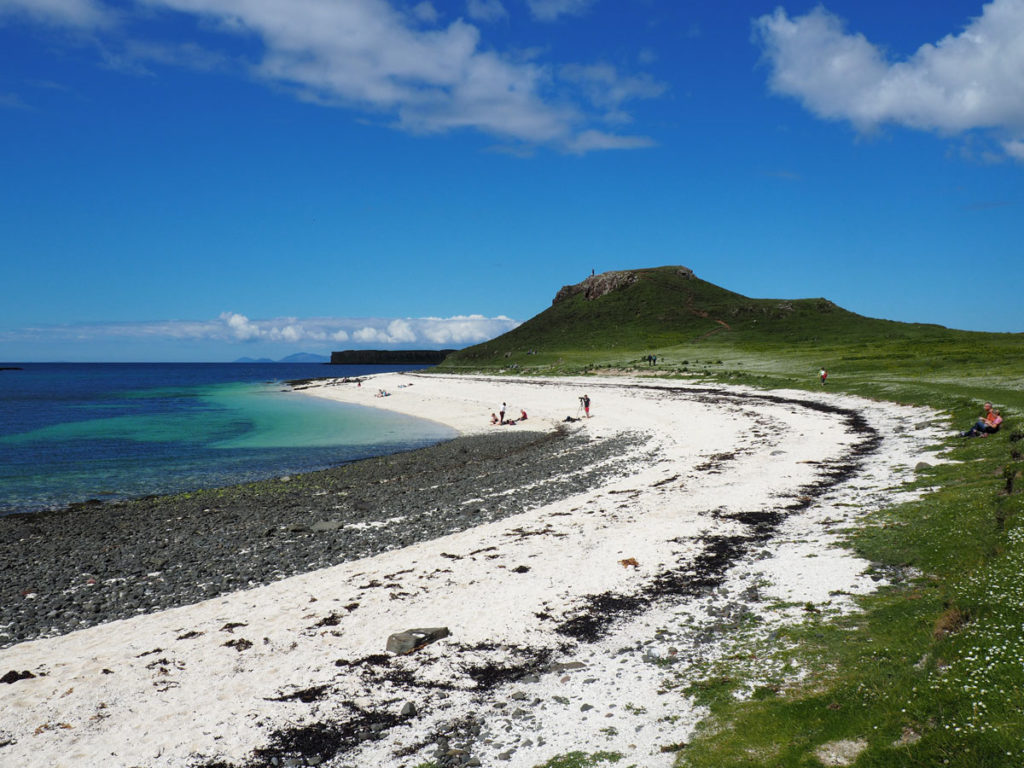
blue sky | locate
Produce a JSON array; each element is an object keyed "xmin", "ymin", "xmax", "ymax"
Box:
[{"xmin": 1, "ymin": 0, "xmax": 1022, "ymax": 362}]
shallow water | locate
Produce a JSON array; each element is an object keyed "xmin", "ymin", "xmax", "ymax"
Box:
[{"xmin": 0, "ymin": 363, "xmax": 455, "ymax": 515}]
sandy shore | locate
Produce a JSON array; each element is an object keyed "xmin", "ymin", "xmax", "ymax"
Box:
[{"xmin": 0, "ymin": 373, "xmax": 946, "ymax": 768}]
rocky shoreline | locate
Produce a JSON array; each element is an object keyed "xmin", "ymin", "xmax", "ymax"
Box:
[{"xmin": 0, "ymin": 427, "xmax": 644, "ymax": 650}]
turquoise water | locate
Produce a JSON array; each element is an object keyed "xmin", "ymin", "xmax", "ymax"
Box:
[{"xmin": 0, "ymin": 363, "xmax": 455, "ymax": 515}]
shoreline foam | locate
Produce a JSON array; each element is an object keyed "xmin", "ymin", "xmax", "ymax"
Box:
[{"xmin": 0, "ymin": 373, "xmax": 946, "ymax": 768}]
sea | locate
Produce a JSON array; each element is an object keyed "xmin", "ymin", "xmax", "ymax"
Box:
[{"xmin": 0, "ymin": 362, "xmax": 457, "ymax": 517}]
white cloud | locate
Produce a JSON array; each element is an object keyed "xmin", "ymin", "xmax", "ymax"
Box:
[
  {"xmin": 527, "ymin": 0, "xmax": 594, "ymax": 22},
  {"xmin": 466, "ymin": 0, "xmax": 506, "ymax": 23},
  {"xmin": 134, "ymin": 0, "xmax": 587, "ymax": 146},
  {"xmin": 754, "ymin": 1, "xmax": 1024, "ymax": 159},
  {"xmin": 565, "ymin": 129, "xmax": 656, "ymax": 154},
  {"xmin": 411, "ymin": 1, "xmax": 438, "ymax": 24},
  {"xmin": 560, "ymin": 63, "xmax": 667, "ymax": 121},
  {"xmin": 221, "ymin": 311, "xmax": 261, "ymax": 341},
  {"xmin": 5, "ymin": 312, "xmax": 520, "ymax": 349},
  {"xmin": 0, "ymin": 0, "xmax": 112, "ymax": 28},
  {"xmin": 1005, "ymin": 139, "xmax": 1024, "ymax": 160},
  {"xmin": 0, "ymin": 0, "xmax": 659, "ymax": 153}
]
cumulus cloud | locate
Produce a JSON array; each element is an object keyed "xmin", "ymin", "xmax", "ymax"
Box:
[
  {"xmin": 1005, "ymin": 139, "xmax": 1024, "ymax": 160},
  {"xmin": 8, "ymin": 0, "xmax": 660, "ymax": 153},
  {"xmin": 411, "ymin": 1, "xmax": 438, "ymax": 24},
  {"xmin": 754, "ymin": 1, "xmax": 1024, "ymax": 159},
  {"xmin": 4, "ymin": 312, "xmax": 520, "ymax": 348},
  {"xmin": 0, "ymin": 0, "xmax": 113, "ymax": 28},
  {"xmin": 466, "ymin": 0, "xmax": 506, "ymax": 23},
  {"xmin": 561, "ymin": 63, "xmax": 667, "ymax": 123},
  {"xmin": 142, "ymin": 0, "xmax": 588, "ymax": 145},
  {"xmin": 527, "ymin": 0, "xmax": 594, "ymax": 22}
]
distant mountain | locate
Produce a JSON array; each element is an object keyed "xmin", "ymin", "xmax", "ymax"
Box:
[
  {"xmin": 233, "ymin": 353, "xmax": 330, "ymax": 363},
  {"xmin": 278, "ymin": 353, "xmax": 330, "ymax": 363}
]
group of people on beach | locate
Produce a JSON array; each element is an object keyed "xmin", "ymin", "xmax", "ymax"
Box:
[
  {"xmin": 491, "ymin": 401, "xmax": 528, "ymax": 425},
  {"xmin": 960, "ymin": 401, "xmax": 1003, "ymax": 438},
  {"xmin": 489, "ymin": 394, "xmax": 592, "ymax": 425}
]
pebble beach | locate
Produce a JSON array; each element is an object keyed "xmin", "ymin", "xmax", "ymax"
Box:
[{"xmin": 0, "ymin": 372, "xmax": 946, "ymax": 768}]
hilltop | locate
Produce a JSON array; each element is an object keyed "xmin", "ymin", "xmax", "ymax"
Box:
[{"xmin": 441, "ymin": 265, "xmax": 1019, "ymax": 376}]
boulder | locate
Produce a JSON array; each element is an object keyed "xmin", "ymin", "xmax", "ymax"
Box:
[{"xmin": 386, "ymin": 627, "xmax": 450, "ymax": 654}]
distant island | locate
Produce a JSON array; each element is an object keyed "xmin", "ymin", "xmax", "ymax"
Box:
[
  {"xmin": 330, "ymin": 349, "xmax": 454, "ymax": 365},
  {"xmin": 233, "ymin": 353, "xmax": 330, "ymax": 364}
]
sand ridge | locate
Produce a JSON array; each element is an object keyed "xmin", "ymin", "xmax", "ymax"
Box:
[{"xmin": 0, "ymin": 374, "xmax": 946, "ymax": 768}]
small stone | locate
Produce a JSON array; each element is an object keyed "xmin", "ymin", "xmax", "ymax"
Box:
[
  {"xmin": 400, "ymin": 701, "xmax": 417, "ymax": 717},
  {"xmin": 386, "ymin": 627, "xmax": 450, "ymax": 654}
]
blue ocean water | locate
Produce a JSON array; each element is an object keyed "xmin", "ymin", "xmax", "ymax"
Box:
[{"xmin": 0, "ymin": 363, "xmax": 456, "ymax": 516}]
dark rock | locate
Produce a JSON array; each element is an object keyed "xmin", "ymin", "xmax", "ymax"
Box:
[
  {"xmin": 386, "ymin": 627, "xmax": 450, "ymax": 654},
  {"xmin": 1, "ymin": 670, "xmax": 35, "ymax": 685}
]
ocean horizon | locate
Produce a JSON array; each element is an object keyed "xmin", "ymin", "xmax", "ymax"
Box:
[{"xmin": 0, "ymin": 362, "xmax": 456, "ymax": 517}]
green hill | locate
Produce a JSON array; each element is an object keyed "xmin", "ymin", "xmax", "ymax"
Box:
[{"xmin": 441, "ymin": 265, "xmax": 1021, "ymax": 378}]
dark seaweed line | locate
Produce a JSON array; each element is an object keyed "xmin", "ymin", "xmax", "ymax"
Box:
[{"xmin": 553, "ymin": 390, "xmax": 882, "ymax": 641}]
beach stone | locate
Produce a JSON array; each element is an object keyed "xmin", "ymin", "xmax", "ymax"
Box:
[
  {"xmin": 400, "ymin": 701, "xmax": 417, "ymax": 717},
  {"xmin": 1, "ymin": 670, "xmax": 35, "ymax": 685},
  {"xmin": 311, "ymin": 520, "xmax": 343, "ymax": 533},
  {"xmin": 386, "ymin": 627, "xmax": 451, "ymax": 654},
  {"xmin": 915, "ymin": 462, "xmax": 932, "ymax": 471},
  {"xmin": 0, "ymin": 429, "xmax": 643, "ymax": 650}
]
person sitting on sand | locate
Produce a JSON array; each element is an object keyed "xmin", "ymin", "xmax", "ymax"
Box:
[
  {"xmin": 490, "ymin": 413, "xmax": 499, "ymax": 425},
  {"xmin": 960, "ymin": 403, "xmax": 1002, "ymax": 437},
  {"xmin": 520, "ymin": 409, "xmax": 527, "ymax": 421}
]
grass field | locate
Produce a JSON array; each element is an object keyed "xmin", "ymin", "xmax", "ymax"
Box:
[{"xmin": 435, "ymin": 267, "xmax": 1024, "ymax": 767}]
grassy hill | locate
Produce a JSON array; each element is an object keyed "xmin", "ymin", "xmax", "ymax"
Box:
[
  {"xmin": 448, "ymin": 265, "xmax": 903, "ymax": 355},
  {"xmin": 440, "ymin": 265, "xmax": 1021, "ymax": 382}
]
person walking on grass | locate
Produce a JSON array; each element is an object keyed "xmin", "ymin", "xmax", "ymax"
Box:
[{"xmin": 819, "ymin": 368, "xmax": 828, "ymax": 386}]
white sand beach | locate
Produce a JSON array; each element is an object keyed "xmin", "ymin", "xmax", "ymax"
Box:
[{"xmin": 0, "ymin": 373, "xmax": 947, "ymax": 768}]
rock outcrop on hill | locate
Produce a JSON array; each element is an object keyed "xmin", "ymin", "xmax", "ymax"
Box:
[{"xmin": 553, "ymin": 266, "xmax": 693, "ymax": 305}]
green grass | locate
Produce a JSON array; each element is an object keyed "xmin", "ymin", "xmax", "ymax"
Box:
[{"xmin": 431, "ymin": 266, "xmax": 1024, "ymax": 766}]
